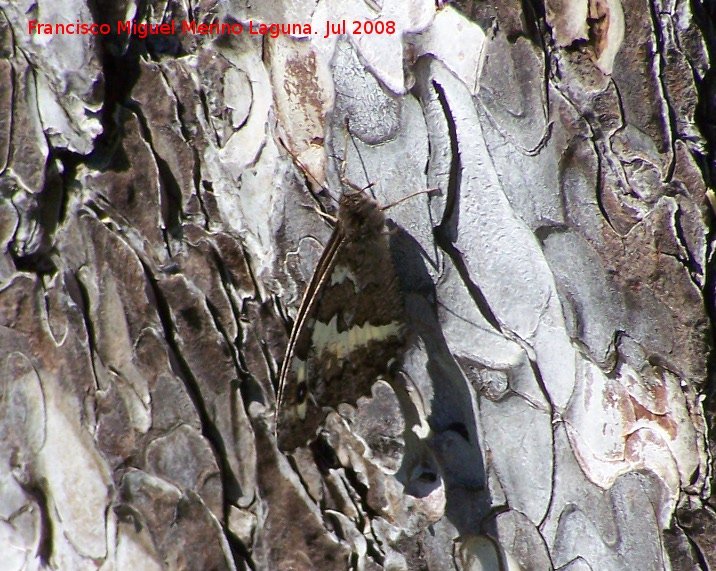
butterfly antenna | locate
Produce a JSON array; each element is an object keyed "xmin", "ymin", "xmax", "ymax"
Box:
[
  {"xmin": 278, "ymin": 137, "xmax": 339, "ymax": 204},
  {"xmin": 341, "ymin": 119, "xmax": 377, "ymax": 199},
  {"xmin": 381, "ymin": 187, "xmax": 441, "ymax": 211}
]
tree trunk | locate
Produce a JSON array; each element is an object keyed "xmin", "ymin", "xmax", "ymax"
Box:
[{"xmin": 0, "ymin": 1, "xmax": 713, "ymax": 570}]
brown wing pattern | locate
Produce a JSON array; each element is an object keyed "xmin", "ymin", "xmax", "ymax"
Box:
[
  {"xmin": 276, "ymin": 192, "xmax": 407, "ymax": 451},
  {"xmin": 276, "ymin": 223, "xmax": 344, "ymax": 412}
]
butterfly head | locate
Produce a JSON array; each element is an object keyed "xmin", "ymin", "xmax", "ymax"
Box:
[{"xmin": 338, "ymin": 191, "xmax": 385, "ymax": 240}]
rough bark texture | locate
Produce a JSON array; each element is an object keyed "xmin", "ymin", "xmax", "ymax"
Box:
[{"xmin": 0, "ymin": 0, "xmax": 714, "ymax": 570}]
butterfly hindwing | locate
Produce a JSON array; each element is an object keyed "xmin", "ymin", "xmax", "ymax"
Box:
[{"xmin": 276, "ymin": 191, "xmax": 407, "ymax": 451}]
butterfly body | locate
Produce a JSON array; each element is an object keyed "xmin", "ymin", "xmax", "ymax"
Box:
[{"xmin": 276, "ymin": 191, "xmax": 407, "ymax": 451}]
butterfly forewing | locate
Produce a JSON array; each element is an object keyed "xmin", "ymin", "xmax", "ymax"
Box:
[{"xmin": 276, "ymin": 192, "xmax": 408, "ymax": 451}]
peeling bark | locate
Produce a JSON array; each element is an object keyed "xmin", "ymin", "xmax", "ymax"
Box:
[{"xmin": 0, "ymin": 0, "xmax": 714, "ymax": 570}]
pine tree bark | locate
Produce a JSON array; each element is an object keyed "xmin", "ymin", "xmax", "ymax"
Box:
[{"xmin": 0, "ymin": 1, "xmax": 713, "ymax": 570}]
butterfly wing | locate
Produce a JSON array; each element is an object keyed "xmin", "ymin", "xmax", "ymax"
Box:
[
  {"xmin": 276, "ymin": 224, "xmax": 344, "ymax": 451},
  {"xmin": 276, "ymin": 193, "xmax": 407, "ymax": 451}
]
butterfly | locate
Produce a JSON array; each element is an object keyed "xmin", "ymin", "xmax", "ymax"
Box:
[{"xmin": 275, "ymin": 188, "xmax": 409, "ymax": 452}]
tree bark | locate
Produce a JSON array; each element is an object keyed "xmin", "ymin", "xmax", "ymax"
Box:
[{"xmin": 0, "ymin": 1, "xmax": 713, "ymax": 570}]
